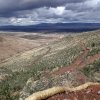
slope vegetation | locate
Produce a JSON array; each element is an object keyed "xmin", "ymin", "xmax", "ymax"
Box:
[{"xmin": 0, "ymin": 30, "xmax": 100, "ymax": 100}]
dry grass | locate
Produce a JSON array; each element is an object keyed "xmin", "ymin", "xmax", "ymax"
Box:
[{"xmin": 0, "ymin": 32, "xmax": 63, "ymax": 64}]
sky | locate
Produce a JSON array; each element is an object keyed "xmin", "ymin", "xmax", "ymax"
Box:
[{"xmin": 0, "ymin": 0, "xmax": 100, "ymax": 25}]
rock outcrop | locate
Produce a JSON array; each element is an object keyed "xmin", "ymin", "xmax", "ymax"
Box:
[{"xmin": 25, "ymin": 82, "xmax": 100, "ymax": 100}]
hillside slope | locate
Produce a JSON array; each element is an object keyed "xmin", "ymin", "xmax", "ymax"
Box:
[
  {"xmin": 0, "ymin": 30, "xmax": 100, "ymax": 100},
  {"xmin": 0, "ymin": 34, "xmax": 40, "ymax": 62}
]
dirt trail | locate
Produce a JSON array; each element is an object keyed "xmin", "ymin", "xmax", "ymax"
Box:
[
  {"xmin": 80, "ymin": 53, "xmax": 100, "ymax": 68},
  {"xmin": 52, "ymin": 43, "xmax": 89, "ymax": 75},
  {"xmin": 52, "ymin": 43, "xmax": 100, "ymax": 75}
]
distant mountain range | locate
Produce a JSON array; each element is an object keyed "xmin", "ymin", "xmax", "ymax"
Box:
[{"xmin": 0, "ymin": 23, "xmax": 100, "ymax": 33}]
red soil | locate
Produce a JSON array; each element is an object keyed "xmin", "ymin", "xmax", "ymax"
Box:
[
  {"xmin": 80, "ymin": 54, "xmax": 100, "ymax": 68},
  {"xmin": 46, "ymin": 85, "xmax": 100, "ymax": 100},
  {"xmin": 25, "ymin": 42, "xmax": 100, "ymax": 100},
  {"xmin": 52, "ymin": 43, "xmax": 100, "ymax": 75}
]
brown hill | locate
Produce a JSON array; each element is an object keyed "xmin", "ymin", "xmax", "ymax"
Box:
[
  {"xmin": 0, "ymin": 35, "xmax": 39, "ymax": 62},
  {"xmin": 0, "ymin": 32, "xmax": 63, "ymax": 63}
]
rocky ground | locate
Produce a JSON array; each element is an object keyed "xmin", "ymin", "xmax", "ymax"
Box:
[{"xmin": 46, "ymin": 84, "xmax": 100, "ymax": 100}]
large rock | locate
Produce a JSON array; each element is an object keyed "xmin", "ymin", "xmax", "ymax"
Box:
[{"xmin": 20, "ymin": 72, "xmax": 77, "ymax": 100}]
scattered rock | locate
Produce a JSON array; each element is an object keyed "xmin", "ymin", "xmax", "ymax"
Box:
[
  {"xmin": 97, "ymin": 91, "xmax": 100, "ymax": 94},
  {"xmin": 20, "ymin": 72, "xmax": 83, "ymax": 100}
]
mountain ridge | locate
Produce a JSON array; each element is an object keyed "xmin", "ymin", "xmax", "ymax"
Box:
[{"xmin": 0, "ymin": 23, "xmax": 100, "ymax": 32}]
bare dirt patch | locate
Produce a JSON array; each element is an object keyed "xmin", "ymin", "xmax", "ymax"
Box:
[
  {"xmin": 52, "ymin": 43, "xmax": 89, "ymax": 75},
  {"xmin": 52, "ymin": 43, "xmax": 100, "ymax": 75}
]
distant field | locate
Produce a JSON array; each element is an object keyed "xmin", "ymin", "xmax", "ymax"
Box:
[{"xmin": 0, "ymin": 32, "xmax": 64, "ymax": 63}]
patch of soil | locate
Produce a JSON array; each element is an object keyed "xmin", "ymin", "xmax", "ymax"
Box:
[
  {"xmin": 46, "ymin": 85, "xmax": 100, "ymax": 100},
  {"xmin": 52, "ymin": 49, "xmax": 89, "ymax": 75},
  {"xmin": 52, "ymin": 43, "xmax": 100, "ymax": 75}
]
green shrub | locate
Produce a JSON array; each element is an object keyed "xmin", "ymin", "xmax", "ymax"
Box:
[{"xmin": 0, "ymin": 82, "xmax": 13, "ymax": 100}]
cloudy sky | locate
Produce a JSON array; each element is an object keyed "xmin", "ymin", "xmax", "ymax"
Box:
[{"xmin": 0, "ymin": 0, "xmax": 100, "ymax": 25}]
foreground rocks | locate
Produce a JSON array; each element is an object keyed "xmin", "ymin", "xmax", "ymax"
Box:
[
  {"xmin": 25, "ymin": 83, "xmax": 100, "ymax": 100},
  {"xmin": 46, "ymin": 84, "xmax": 100, "ymax": 100},
  {"xmin": 20, "ymin": 72, "xmax": 88, "ymax": 100}
]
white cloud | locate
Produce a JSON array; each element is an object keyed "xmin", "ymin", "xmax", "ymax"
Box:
[
  {"xmin": 50, "ymin": 6, "xmax": 65, "ymax": 15},
  {"xmin": 9, "ymin": 17, "xmax": 36, "ymax": 25},
  {"xmin": 0, "ymin": 0, "xmax": 100, "ymax": 25},
  {"xmin": 85, "ymin": 0, "xmax": 100, "ymax": 8}
]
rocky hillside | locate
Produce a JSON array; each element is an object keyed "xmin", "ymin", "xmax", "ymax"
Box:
[
  {"xmin": 0, "ymin": 30, "xmax": 100, "ymax": 100},
  {"xmin": 25, "ymin": 82, "xmax": 100, "ymax": 100}
]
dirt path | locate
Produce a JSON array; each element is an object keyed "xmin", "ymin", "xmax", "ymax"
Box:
[
  {"xmin": 52, "ymin": 43, "xmax": 100, "ymax": 75},
  {"xmin": 80, "ymin": 53, "xmax": 100, "ymax": 68},
  {"xmin": 52, "ymin": 43, "xmax": 89, "ymax": 75}
]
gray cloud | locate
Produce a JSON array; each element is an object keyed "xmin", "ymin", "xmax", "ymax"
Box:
[
  {"xmin": 0, "ymin": 0, "xmax": 100, "ymax": 25},
  {"xmin": 0, "ymin": 0, "xmax": 86, "ymax": 16}
]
